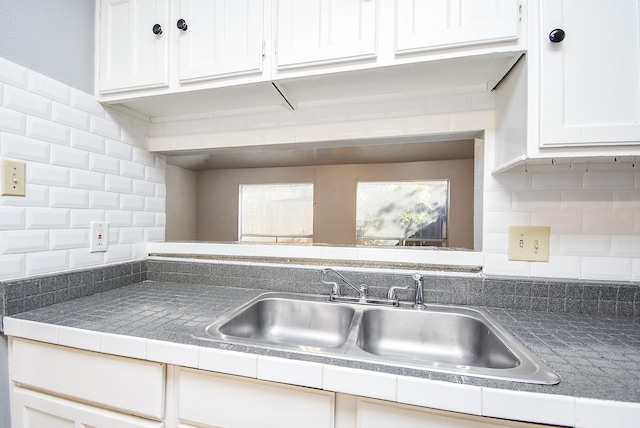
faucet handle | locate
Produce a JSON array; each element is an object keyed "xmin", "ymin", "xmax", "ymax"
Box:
[
  {"xmin": 387, "ymin": 286, "xmax": 410, "ymax": 300},
  {"xmin": 412, "ymin": 272, "xmax": 423, "ymax": 282}
]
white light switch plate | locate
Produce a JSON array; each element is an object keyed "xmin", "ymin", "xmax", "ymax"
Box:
[
  {"xmin": 508, "ymin": 226, "xmax": 550, "ymax": 262},
  {"xmin": 1, "ymin": 158, "xmax": 26, "ymax": 196},
  {"xmin": 90, "ymin": 222, "xmax": 108, "ymax": 252}
]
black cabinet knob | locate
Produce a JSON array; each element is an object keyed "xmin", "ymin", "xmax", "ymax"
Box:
[
  {"xmin": 549, "ymin": 28, "xmax": 565, "ymax": 43},
  {"xmin": 177, "ymin": 19, "xmax": 188, "ymax": 31},
  {"xmin": 152, "ymin": 24, "xmax": 162, "ymax": 35}
]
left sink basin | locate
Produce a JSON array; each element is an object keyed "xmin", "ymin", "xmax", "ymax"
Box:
[{"xmin": 197, "ymin": 293, "xmax": 355, "ymax": 348}]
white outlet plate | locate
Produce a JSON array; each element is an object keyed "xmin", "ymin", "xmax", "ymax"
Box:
[
  {"xmin": 1, "ymin": 158, "xmax": 26, "ymax": 196},
  {"xmin": 90, "ymin": 222, "xmax": 108, "ymax": 253},
  {"xmin": 508, "ymin": 226, "xmax": 550, "ymax": 262}
]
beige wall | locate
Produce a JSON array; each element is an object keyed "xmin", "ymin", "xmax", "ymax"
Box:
[
  {"xmin": 195, "ymin": 159, "xmax": 474, "ymax": 248},
  {"xmin": 166, "ymin": 165, "xmax": 198, "ymax": 241}
]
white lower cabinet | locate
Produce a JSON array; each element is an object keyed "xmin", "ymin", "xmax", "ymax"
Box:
[
  {"xmin": 175, "ymin": 367, "xmax": 335, "ymax": 428},
  {"xmin": 355, "ymin": 397, "xmax": 559, "ymax": 428},
  {"xmin": 12, "ymin": 387, "xmax": 164, "ymax": 428}
]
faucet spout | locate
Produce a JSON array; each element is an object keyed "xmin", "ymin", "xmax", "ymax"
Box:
[
  {"xmin": 321, "ymin": 268, "xmax": 368, "ymax": 299},
  {"xmin": 412, "ymin": 273, "xmax": 426, "ymax": 310}
]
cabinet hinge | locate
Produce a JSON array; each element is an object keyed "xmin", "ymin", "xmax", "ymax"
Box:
[
  {"xmin": 518, "ymin": 3, "xmax": 523, "ymax": 22},
  {"xmin": 262, "ymin": 39, "xmax": 266, "ymax": 60}
]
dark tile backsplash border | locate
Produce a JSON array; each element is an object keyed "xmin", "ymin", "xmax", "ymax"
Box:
[
  {"xmin": 0, "ymin": 260, "xmax": 147, "ymax": 331},
  {"xmin": 145, "ymin": 259, "xmax": 640, "ymax": 317},
  {"xmin": 1, "ymin": 258, "xmax": 638, "ymax": 333}
]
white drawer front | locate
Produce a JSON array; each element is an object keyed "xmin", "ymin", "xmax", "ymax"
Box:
[
  {"xmin": 177, "ymin": 368, "xmax": 335, "ymax": 428},
  {"xmin": 11, "ymin": 338, "xmax": 165, "ymax": 420}
]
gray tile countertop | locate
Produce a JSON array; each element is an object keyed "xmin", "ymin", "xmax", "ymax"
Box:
[{"xmin": 7, "ymin": 280, "xmax": 640, "ymax": 403}]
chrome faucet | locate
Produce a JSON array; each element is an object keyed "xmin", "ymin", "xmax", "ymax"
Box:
[
  {"xmin": 321, "ymin": 268, "xmax": 368, "ymax": 300},
  {"xmin": 412, "ymin": 273, "xmax": 426, "ymax": 309}
]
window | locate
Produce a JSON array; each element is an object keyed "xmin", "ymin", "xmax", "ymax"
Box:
[
  {"xmin": 356, "ymin": 180, "xmax": 449, "ymax": 247},
  {"xmin": 239, "ymin": 183, "xmax": 314, "ymax": 243}
]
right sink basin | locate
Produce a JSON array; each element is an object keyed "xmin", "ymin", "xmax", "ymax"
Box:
[{"xmin": 356, "ymin": 308, "xmax": 520, "ymax": 369}]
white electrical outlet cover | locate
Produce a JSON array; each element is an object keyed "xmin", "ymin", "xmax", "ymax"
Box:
[{"xmin": 90, "ymin": 222, "xmax": 108, "ymax": 253}]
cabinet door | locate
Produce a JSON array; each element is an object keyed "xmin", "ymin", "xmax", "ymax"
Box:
[
  {"xmin": 11, "ymin": 388, "xmax": 164, "ymax": 428},
  {"xmin": 177, "ymin": 368, "xmax": 335, "ymax": 428},
  {"xmin": 178, "ymin": 0, "xmax": 264, "ymax": 83},
  {"xmin": 276, "ymin": 0, "xmax": 377, "ymax": 69},
  {"xmin": 395, "ymin": 0, "xmax": 519, "ymax": 54},
  {"xmin": 539, "ymin": 0, "xmax": 640, "ymax": 146},
  {"xmin": 98, "ymin": 0, "xmax": 170, "ymax": 93},
  {"xmin": 356, "ymin": 398, "xmax": 551, "ymax": 428}
]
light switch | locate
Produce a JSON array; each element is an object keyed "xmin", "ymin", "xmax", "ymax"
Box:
[
  {"xmin": 1, "ymin": 158, "xmax": 26, "ymax": 196},
  {"xmin": 508, "ymin": 226, "xmax": 550, "ymax": 262}
]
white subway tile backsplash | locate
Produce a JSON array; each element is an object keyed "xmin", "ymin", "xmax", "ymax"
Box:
[
  {"xmin": 155, "ymin": 154, "xmax": 166, "ymax": 170},
  {"xmin": 26, "ymin": 208, "xmax": 70, "ymax": 229},
  {"xmin": 1, "ymin": 134, "xmax": 50, "ymax": 163},
  {"xmin": 145, "ymin": 197, "xmax": 165, "ymax": 212},
  {"xmin": 581, "ymin": 257, "xmax": 632, "ymax": 281},
  {"xmin": 90, "ymin": 115, "xmax": 120, "ymax": 140},
  {"xmin": 70, "ymin": 210, "xmax": 105, "ymax": 228},
  {"xmin": 427, "ymin": 94, "xmax": 472, "ymax": 114},
  {"xmin": 89, "ymin": 191, "xmax": 120, "ymax": 210},
  {"xmin": 133, "ymin": 180, "xmax": 156, "ymax": 196},
  {"xmin": 611, "ymin": 236, "xmax": 640, "ymax": 257},
  {"xmin": 312, "ymin": 105, "xmax": 348, "ymax": 124},
  {"xmin": 0, "ymin": 184, "xmax": 49, "ymax": 207},
  {"xmin": 155, "ymin": 183, "xmax": 166, "ymax": 198},
  {"xmin": 105, "ymin": 243, "xmax": 133, "ymax": 263},
  {"xmin": 121, "ymin": 194, "xmax": 145, "ymax": 211},
  {"xmin": 0, "ymin": 230, "xmax": 49, "ymax": 254},
  {"xmin": 50, "ymin": 188, "xmax": 89, "ymax": 208},
  {"xmin": 482, "ymin": 211, "xmax": 531, "ymax": 233},
  {"xmin": 247, "ymin": 112, "xmax": 277, "ymax": 130},
  {"xmin": 0, "ymin": 106, "xmax": 26, "ymax": 135},
  {"xmin": 612, "ymin": 190, "xmax": 640, "ymax": 211},
  {"xmin": 145, "ymin": 227, "xmax": 165, "ymax": 242},
  {"xmin": 155, "ymin": 212, "xmax": 166, "ymax": 227},
  {"xmin": 70, "ymin": 89, "xmax": 105, "ymax": 117},
  {"xmin": 217, "ymin": 115, "xmax": 248, "ymax": 132},
  {"xmin": 561, "ymin": 190, "xmax": 612, "ymax": 212},
  {"xmin": 482, "ymin": 190, "xmax": 512, "ymax": 211},
  {"xmin": 90, "ymin": 153, "xmax": 120, "ymax": 175},
  {"xmin": 530, "ymin": 255, "xmax": 582, "ymax": 279},
  {"xmin": 583, "ymin": 171, "xmax": 635, "ymax": 190},
  {"xmin": 27, "ymin": 116, "xmax": 70, "ymax": 146},
  {"xmin": 0, "ymin": 57, "xmax": 29, "ymax": 88},
  {"xmin": 582, "ymin": 212, "xmax": 634, "ymax": 235},
  {"xmin": 26, "ymin": 249, "xmax": 69, "ymax": 275},
  {"xmin": 0, "ymin": 254, "xmax": 26, "ymax": 280},
  {"xmin": 532, "ymin": 172, "xmax": 583, "ymax": 190},
  {"xmin": 120, "ymin": 161, "xmax": 145, "ymax": 179},
  {"xmin": 559, "ymin": 235, "xmax": 611, "ymax": 256},
  {"xmin": 387, "ymin": 98, "xmax": 428, "ymax": 117},
  {"xmin": 512, "ymin": 191, "xmax": 561, "ymax": 212},
  {"xmin": 119, "ymin": 227, "xmax": 144, "ymax": 244},
  {"xmin": 69, "ymin": 247, "xmax": 105, "ymax": 269},
  {"xmin": 485, "ymin": 173, "xmax": 532, "ymax": 191},
  {"xmin": 70, "ymin": 170, "xmax": 105, "ymax": 190},
  {"xmin": 106, "ymin": 210, "xmax": 133, "ymax": 227},
  {"xmin": 71, "ymin": 129, "xmax": 105, "ymax": 153},
  {"xmin": 347, "ymin": 102, "xmax": 387, "ymax": 121},
  {"xmin": 51, "ymin": 145, "xmax": 90, "ymax": 169},
  {"xmin": 0, "ymin": 206, "xmax": 26, "ymax": 229},
  {"xmin": 4, "ymin": 85, "xmax": 51, "ymax": 119},
  {"xmin": 133, "ymin": 212, "xmax": 155, "ymax": 227},
  {"xmin": 28, "ymin": 72, "xmax": 71, "ymax": 104},
  {"xmin": 106, "ymin": 139, "xmax": 133, "ymax": 161},
  {"xmin": 121, "ymin": 126, "xmax": 147, "ymax": 148},
  {"xmin": 145, "ymin": 167, "xmax": 165, "ymax": 184},
  {"xmin": 27, "ymin": 163, "xmax": 70, "ymax": 187},
  {"xmin": 365, "ymin": 117, "xmax": 406, "ymax": 138},
  {"xmin": 53, "ymin": 103, "xmax": 90, "ymax": 131},
  {"xmin": 531, "ymin": 212, "xmax": 582, "ymax": 233},
  {"xmin": 133, "ymin": 146, "xmax": 156, "ymax": 167},
  {"xmin": 51, "ymin": 229, "xmax": 89, "ymax": 250},
  {"xmin": 105, "ymin": 175, "xmax": 133, "ymax": 194}
]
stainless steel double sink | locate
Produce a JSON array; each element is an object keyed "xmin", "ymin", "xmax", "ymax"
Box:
[{"xmin": 193, "ymin": 292, "xmax": 560, "ymax": 384}]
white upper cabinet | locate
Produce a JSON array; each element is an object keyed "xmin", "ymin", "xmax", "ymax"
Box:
[
  {"xmin": 275, "ymin": 0, "xmax": 378, "ymax": 69},
  {"xmin": 538, "ymin": 0, "xmax": 640, "ymax": 147},
  {"xmin": 395, "ymin": 0, "xmax": 520, "ymax": 54},
  {"xmin": 177, "ymin": 0, "xmax": 264, "ymax": 83},
  {"xmin": 98, "ymin": 0, "xmax": 170, "ymax": 93}
]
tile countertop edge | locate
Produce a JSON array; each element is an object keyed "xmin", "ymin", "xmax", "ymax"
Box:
[{"xmin": 4, "ymin": 317, "xmax": 640, "ymax": 428}]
